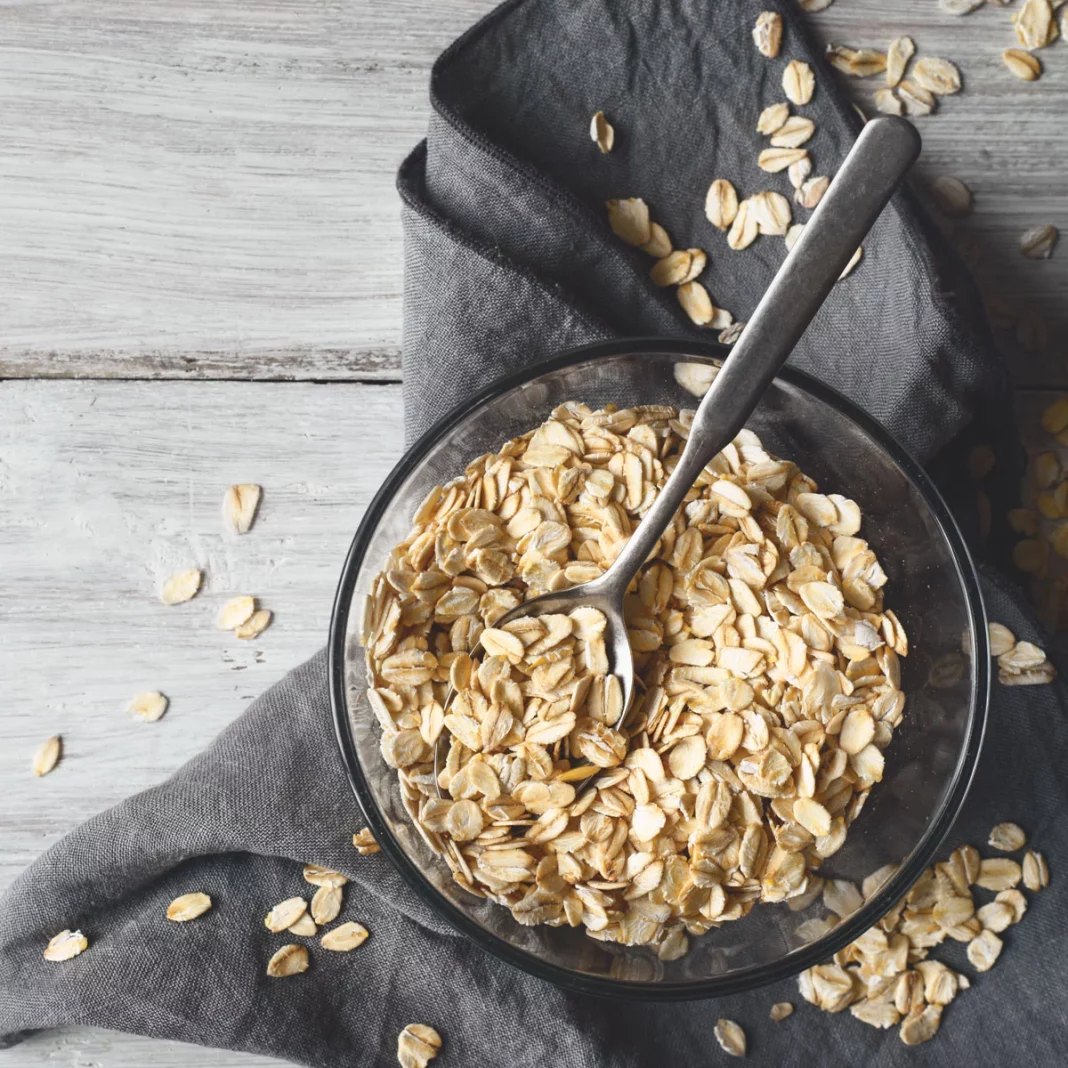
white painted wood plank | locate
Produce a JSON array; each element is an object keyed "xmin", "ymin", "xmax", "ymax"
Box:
[
  {"xmin": 0, "ymin": 380, "xmax": 402, "ymax": 893},
  {"xmin": 1, "ymin": 381, "xmax": 405, "ymax": 1059},
  {"xmin": 0, "ymin": 378, "xmax": 403, "ymax": 1066},
  {"xmin": 8, "ymin": 1028, "xmax": 285, "ymax": 1068},
  {"xmin": 0, "ymin": 0, "xmax": 1064, "ymax": 382}
]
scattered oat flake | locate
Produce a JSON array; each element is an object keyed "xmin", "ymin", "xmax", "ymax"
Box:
[
  {"xmin": 771, "ymin": 116, "xmax": 815, "ymax": 149},
  {"xmin": 33, "ymin": 735, "xmax": 62, "ymax": 777},
  {"xmin": 839, "ymin": 246, "xmax": 863, "ymax": 280},
  {"xmin": 265, "ymin": 897, "xmax": 308, "ymax": 932},
  {"xmin": 651, "ymin": 250, "xmax": 697, "ymax": 287},
  {"xmin": 288, "ymin": 912, "xmax": 317, "ymax": 936},
  {"xmin": 311, "ymin": 884, "xmax": 343, "ymax": 925},
  {"xmin": 759, "ymin": 147, "xmax": 808, "ymax": 173},
  {"xmin": 785, "ymin": 223, "xmax": 805, "ymax": 251},
  {"xmin": 677, "ymin": 280, "xmax": 716, "ymax": 326},
  {"xmin": 714, "ymin": 1018, "xmax": 746, "ymax": 1057},
  {"xmin": 753, "ymin": 11, "xmax": 783, "ymax": 57},
  {"xmin": 752, "ymin": 191, "xmax": 792, "ymax": 236},
  {"xmin": 606, "ymin": 198, "xmax": 651, "ymax": 246},
  {"xmin": 987, "ymin": 622, "xmax": 1016, "ymax": 657},
  {"xmin": 1023, "ymin": 850, "xmax": 1049, "ymax": 890},
  {"xmin": 705, "ymin": 179, "xmax": 739, "ymax": 231},
  {"xmin": 353, "ymin": 827, "xmax": 380, "ymax": 854},
  {"xmin": 217, "ymin": 595, "xmax": 256, "ymax": 631},
  {"xmin": 783, "ymin": 60, "xmax": 815, "ymax": 105},
  {"xmin": 43, "ymin": 929, "xmax": 88, "ymax": 961},
  {"xmin": 757, "ymin": 102, "xmax": 790, "ymax": 135},
  {"xmin": 160, "ymin": 568, "xmax": 202, "ymax": 605},
  {"xmin": 589, "ymin": 110, "xmax": 614, "ymax": 153},
  {"xmin": 874, "ymin": 88, "xmax": 903, "ymax": 116},
  {"xmin": 127, "ymin": 691, "xmax": 168, "ymax": 722},
  {"xmin": 898, "ymin": 80, "xmax": 935, "ymax": 116},
  {"xmin": 234, "ymin": 608, "xmax": 272, "ymax": 640},
  {"xmin": 770, "ymin": 1002, "xmax": 794, "ymax": 1021},
  {"xmin": 397, "ymin": 1024, "xmax": 442, "ymax": 1068},
  {"xmin": 886, "ymin": 36, "xmax": 915, "ymax": 88},
  {"xmin": 976, "ymin": 858, "xmax": 1022, "ymax": 891},
  {"xmin": 1014, "ymin": 0, "xmax": 1058, "ymax": 50},
  {"xmin": 303, "ymin": 865, "xmax": 348, "ymax": 888},
  {"xmin": 797, "ymin": 176, "xmax": 829, "ymax": 210},
  {"xmin": 988, "ymin": 822, "xmax": 1027, "ymax": 852},
  {"xmin": 1020, "ymin": 225, "xmax": 1058, "ymax": 259},
  {"xmin": 1003, "ymin": 49, "xmax": 1042, "ymax": 81},
  {"xmin": 967, "ymin": 929, "xmax": 1003, "ymax": 972},
  {"xmin": 932, "ymin": 176, "xmax": 972, "ymax": 217},
  {"xmin": 321, "ymin": 921, "xmax": 370, "ymax": 951},
  {"xmin": 799, "ymin": 0, "xmax": 835, "ymax": 10},
  {"xmin": 727, "ymin": 199, "xmax": 759, "ymax": 250},
  {"xmin": 939, "ymin": 0, "xmax": 984, "ymax": 13},
  {"xmin": 912, "ymin": 57, "xmax": 961, "ymax": 96},
  {"xmin": 900, "ymin": 1004, "xmax": 942, "ymax": 1046},
  {"xmin": 640, "ymin": 222, "xmax": 672, "ymax": 258},
  {"xmin": 167, "ymin": 892, "xmax": 212, "ymax": 922},
  {"xmin": 223, "ymin": 484, "xmax": 261, "ymax": 534},
  {"xmin": 266, "ymin": 943, "xmax": 309, "ymax": 977}
]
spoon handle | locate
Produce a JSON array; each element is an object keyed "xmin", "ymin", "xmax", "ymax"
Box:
[{"xmin": 600, "ymin": 116, "xmax": 921, "ymax": 590}]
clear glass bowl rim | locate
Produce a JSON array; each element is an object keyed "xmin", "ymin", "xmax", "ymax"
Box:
[{"xmin": 328, "ymin": 336, "xmax": 989, "ymax": 1001}]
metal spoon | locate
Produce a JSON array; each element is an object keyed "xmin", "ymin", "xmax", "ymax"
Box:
[{"xmin": 435, "ymin": 116, "xmax": 921, "ymax": 791}]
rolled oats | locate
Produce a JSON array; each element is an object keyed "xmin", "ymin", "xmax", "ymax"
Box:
[
  {"xmin": 43, "ymin": 929, "xmax": 88, "ymax": 961},
  {"xmin": 1014, "ymin": 0, "xmax": 1058, "ymax": 49},
  {"xmin": 783, "ymin": 60, "xmax": 815, "ymax": 106},
  {"xmin": 223, "ymin": 484, "xmax": 261, "ymax": 534},
  {"xmin": 33, "ymin": 735, "xmax": 62, "ymax": 777},
  {"xmin": 912, "ymin": 57, "xmax": 961, "ymax": 96},
  {"xmin": 770, "ymin": 116, "xmax": 815, "ymax": 149},
  {"xmin": 353, "ymin": 827, "xmax": 380, "ymax": 854},
  {"xmin": 898, "ymin": 81, "xmax": 935, "ymax": 117},
  {"xmin": 322, "ymin": 921, "xmax": 370, "ymax": 951},
  {"xmin": 757, "ymin": 103, "xmax": 790, "ymax": 136},
  {"xmin": 1003, "ymin": 49, "xmax": 1042, "ymax": 81},
  {"xmin": 217, "ymin": 595, "xmax": 256, "ymax": 630},
  {"xmin": 1022, "ymin": 849, "xmax": 1049, "ymax": 890},
  {"xmin": 397, "ymin": 1025, "xmax": 442, "ymax": 1068},
  {"xmin": 590, "ymin": 111, "xmax": 615, "ymax": 153},
  {"xmin": 714, "ymin": 1019, "xmax": 747, "ymax": 1057},
  {"xmin": 886, "ymin": 36, "xmax": 915, "ymax": 88},
  {"xmin": 677, "ymin": 281, "xmax": 716, "ymax": 326},
  {"xmin": 266, "ymin": 944, "xmax": 309, "ymax": 977},
  {"xmin": 753, "ymin": 11, "xmax": 783, "ymax": 58},
  {"xmin": 161, "ymin": 569, "xmax": 202, "ymax": 605},
  {"xmin": 127, "ymin": 691, "xmax": 168, "ymax": 722},
  {"xmin": 988, "ymin": 822, "xmax": 1026, "ymax": 852},
  {"xmin": 1019, "ymin": 225, "xmax": 1058, "ymax": 260},
  {"xmin": 931, "ymin": 176, "xmax": 972, "ymax": 217},
  {"xmin": 759, "ymin": 147, "xmax": 809, "ymax": 174},
  {"xmin": 166, "ymin": 892, "xmax": 212, "ymax": 922},
  {"xmin": 606, "ymin": 198, "xmax": 652, "ymax": 246},
  {"xmin": 874, "ymin": 89, "xmax": 903, "ymax": 116},
  {"xmin": 362, "ymin": 406, "xmax": 908, "ymax": 956}
]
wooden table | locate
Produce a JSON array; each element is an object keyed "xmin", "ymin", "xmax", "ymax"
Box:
[{"xmin": 1, "ymin": 2, "xmax": 1064, "ymax": 1065}]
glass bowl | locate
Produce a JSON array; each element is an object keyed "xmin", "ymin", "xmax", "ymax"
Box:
[{"xmin": 329, "ymin": 338, "xmax": 988, "ymax": 1000}]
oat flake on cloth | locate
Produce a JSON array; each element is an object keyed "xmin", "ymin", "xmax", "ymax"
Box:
[{"xmin": 3, "ymin": 1, "xmax": 1065, "ymax": 1065}]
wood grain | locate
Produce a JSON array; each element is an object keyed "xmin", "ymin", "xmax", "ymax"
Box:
[
  {"xmin": 0, "ymin": 379, "xmax": 402, "ymax": 889},
  {"xmin": 0, "ymin": 0, "xmax": 1064, "ymax": 382}
]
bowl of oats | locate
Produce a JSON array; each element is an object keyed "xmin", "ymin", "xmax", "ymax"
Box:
[{"xmin": 329, "ymin": 337, "xmax": 987, "ymax": 998}]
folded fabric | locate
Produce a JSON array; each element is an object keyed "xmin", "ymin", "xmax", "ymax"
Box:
[{"xmin": 2, "ymin": 1, "xmax": 1062, "ymax": 1066}]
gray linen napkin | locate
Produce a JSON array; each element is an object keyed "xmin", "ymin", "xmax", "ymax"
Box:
[{"xmin": 3, "ymin": 1, "xmax": 1064, "ymax": 1065}]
